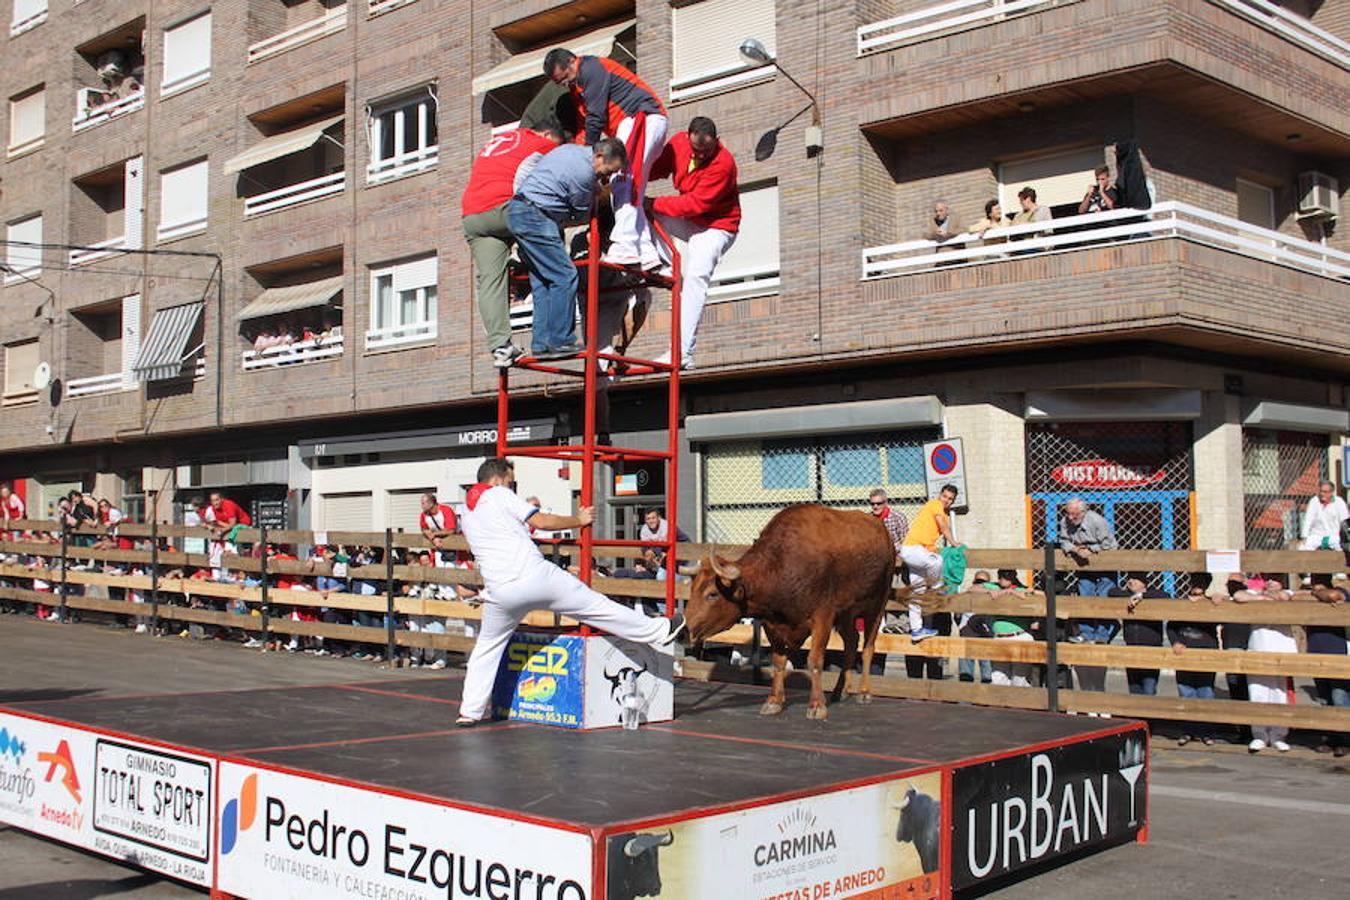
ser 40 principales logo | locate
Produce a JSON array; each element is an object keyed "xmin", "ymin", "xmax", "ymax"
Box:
[{"xmin": 755, "ymin": 805, "xmax": 838, "ymax": 867}]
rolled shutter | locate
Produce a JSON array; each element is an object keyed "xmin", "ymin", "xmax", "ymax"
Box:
[
  {"xmin": 998, "ymin": 147, "xmax": 1104, "ymax": 212},
  {"xmin": 673, "ymin": 0, "xmax": 776, "ymax": 84},
  {"xmin": 321, "ymin": 492, "xmax": 373, "ymax": 532},
  {"xmin": 715, "ymin": 184, "xmax": 779, "ymax": 281},
  {"xmin": 9, "ymin": 88, "xmax": 44, "ymax": 148},
  {"xmin": 393, "ymin": 254, "xmax": 437, "ymax": 293},
  {"xmin": 386, "ymin": 489, "xmax": 434, "ymax": 533}
]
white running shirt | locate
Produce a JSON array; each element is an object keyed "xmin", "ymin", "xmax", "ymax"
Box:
[{"xmin": 461, "ymin": 486, "xmax": 543, "ymax": 588}]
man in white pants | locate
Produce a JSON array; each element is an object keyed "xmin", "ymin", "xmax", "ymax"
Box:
[
  {"xmin": 456, "ymin": 458, "xmax": 685, "ymax": 725},
  {"xmin": 544, "ymin": 48, "xmax": 668, "ymax": 269},
  {"xmin": 647, "ymin": 117, "xmax": 740, "ymax": 369},
  {"xmin": 900, "ymin": 484, "xmax": 962, "ymax": 642}
]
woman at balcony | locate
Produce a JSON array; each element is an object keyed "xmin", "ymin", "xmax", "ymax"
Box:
[{"xmin": 967, "ymin": 200, "xmax": 1009, "ymax": 249}]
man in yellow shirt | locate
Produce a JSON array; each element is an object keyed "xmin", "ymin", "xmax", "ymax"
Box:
[{"xmin": 901, "ymin": 484, "xmax": 962, "ymax": 641}]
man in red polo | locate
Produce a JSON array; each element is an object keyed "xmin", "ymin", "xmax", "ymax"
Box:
[
  {"xmin": 204, "ymin": 492, "xmax": 251, "ymax": 539},
  {"xmin": 544, "ymin": 48, "xmax": 668, "ymax": 270},
  {"xmin": 462, "ymin": 125, "xmax": 562, "ymax": 368},
  {"xmin": 646, "ymin": 117, "xmax": 740, "ymax": 369}
]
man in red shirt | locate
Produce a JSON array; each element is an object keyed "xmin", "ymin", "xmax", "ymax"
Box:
[
  {"xmin": 544, "ymin": 48, "xmax": 668, "ymax": 270},
  {"xmin": 461, "ymin": 126, "xmax": 562, "ymax": 368},
  {"xmin": 646, "ymin": 117, "xmax": 740, "ymax": 368},
  {"xmin": 419, "ymin": 492, "xmax": 457, "ymax": 562},
  {"xmin": 204, "ymin": 492, "xmax": 251, "ymax": 540},
  {"xmin": 1, "ymin": 482, "xmax": 25, "ymax": 529}
]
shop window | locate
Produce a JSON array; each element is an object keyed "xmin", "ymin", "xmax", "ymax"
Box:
[{"xmin": 1242, "ymin": 429, "xmax": 1328, "ymax": 549}]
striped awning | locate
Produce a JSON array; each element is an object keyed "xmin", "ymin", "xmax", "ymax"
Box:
[
  {"xmin": 133, "ymin": 302, "xmax": 204, "ymax": 382},
  {"xmin": 471, "ymin": 20, "xmax": 635, "ymax": 95},
  {"xmin": 223, "ymin": 115, "xmax": 344, "ymax": 175},
  {"xmin": 237, "ymin": 275, "xmax": 342, "ymax": 322}
]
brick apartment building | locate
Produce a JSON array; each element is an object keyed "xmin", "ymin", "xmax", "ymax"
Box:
[{"xmin": 1, "ymin": 0, "xmax": 1346, "ymax": 555}]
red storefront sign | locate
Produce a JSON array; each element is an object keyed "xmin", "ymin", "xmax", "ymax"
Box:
[{"xmin": 1049, "ymin": 460, "xmax": 1166, "ymax": 489}]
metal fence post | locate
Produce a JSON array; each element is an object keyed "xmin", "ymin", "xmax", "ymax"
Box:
[
  {"xmin": 259, "ymin": 526, "xmax": 270, "ymax": 648},
  {"xmin": 1044, "ymin": 543, "xmax": 1059, "ymax": 713},
  {"xmin": 385, "ymin": 529, "xmax": 396, "ymax": 665},
  {"xmin": 149, "ymin": 502, "xmax": 160, "ymax": 636},
  {"xmin": 58, "ymin": 523, "xmax": 69, "ymax": 624}
]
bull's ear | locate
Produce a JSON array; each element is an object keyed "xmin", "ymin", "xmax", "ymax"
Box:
[{"xmin": 711, "ymin": 555, "xmax": 740, "ymax": 582}]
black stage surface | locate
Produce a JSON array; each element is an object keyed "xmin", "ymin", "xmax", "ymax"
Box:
[{"xmin": 7, "ymin": 673, "xmax": 1131, "ymax": 829}]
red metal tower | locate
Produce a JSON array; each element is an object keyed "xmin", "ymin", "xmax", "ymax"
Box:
[{"xmin": 496, "ymin": 216, "xmax": 683, "ymax": 619}]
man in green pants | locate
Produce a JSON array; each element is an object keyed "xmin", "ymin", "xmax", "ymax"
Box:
[{"xmin": 461, "ymin": 125, "xmax": 561, "ymax": 367}]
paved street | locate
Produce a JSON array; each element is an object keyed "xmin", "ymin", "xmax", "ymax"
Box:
[{"xmin": 0, "ymin": 617, "xmax": 1346, "ymax": 898}]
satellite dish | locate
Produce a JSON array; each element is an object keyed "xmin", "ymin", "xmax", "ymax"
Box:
[{"xmin": 32, "ymin": 361, "xmax": 52, "ymax": 390}]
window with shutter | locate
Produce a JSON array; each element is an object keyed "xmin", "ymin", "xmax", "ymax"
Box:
[
  {"xmin": 998, "ymin": 146, "xmax": 1104, "ymax": 214},
  {"xmin": 158, "ymin": 159, "xmax": 209, "ymax": 241},
  {"xmin": 367, "ymin": 254, "xmax": 437, "ymax": 349},
  {"xmin": 8, "ymin": 86, "xmax": 44, "ymax": 155},
  {"xmin": 671, "ymin": 0, "xmax": 776, "ymax": 102},
  {"xmin": 5, "ymin": 214, "xmax": 43, "ymax": 282},
  {"xmin": 162, "ymin": 12, "xmax": 213, "ymax": 97},
  {"xmin": 322, "ymin": 492, "xmax": 374, "ymax": 532},
  {"xmin": 708, "ymin": 183, "xmax": 779, "ymax": 302},
  {"xmin": 10, "ymin": 0, "xmax": 47, "ymax": 36},
  {"xmin": 3, "ymin": 339, "xmax": 40, "ymax": 404}
]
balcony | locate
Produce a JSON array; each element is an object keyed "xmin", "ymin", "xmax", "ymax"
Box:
[
  {"xmin": 248, "ymin": 5, "xmax": 347, "ymax": 64},
  {"xmin": 228, "ymin": 103, "xmax": 346, "ymax": 218},
  {"xmin": 72, "ymin": 87, "xmax": 145, "ymax": 133},
  {"xmin": 69, "ymin": 236, "xmax": 127, "ymax": 267},
  {"xmin": 66, "ymin": 372, "xmax": 127, "ymax": 399},
  {"xmin": 244, "ymin": 170, "xmax": 344, "ymax": 216},
  {"xmin": 862, "ymin": 202, "xmax": 1350, "ymax": 281},
  {"xmin": 242, "ymin": 332, "xmax": 344, "ymax": 370},
  {"xmin": 368, "ymin": 0, "xmax": 417, "ymax": 16},
  {"xmin": 858, "ymin": 0, "xmax": 1077, "ymax": 55}
]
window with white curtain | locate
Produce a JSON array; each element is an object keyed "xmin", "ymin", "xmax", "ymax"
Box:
[
  {"xmin": 708, "ymin": 182, "xmax": 779, "ymax": 302},
  {"xmin": 8, "ymin": 85, "xmax": 44, "ymax": 155},
  {"xmin": 367, "ymin": 254, "xmax": 437, "ymax": 349},
  {"xmin": 162, "ymin": 11, "xmax": 213, "ymax": 97},
  {"xmin": 158, "ymin": 159, "xmax": 209, "ymax": 241},
  {"xmin": 5, "ymin": 214, "xmax": 43, "ymax": 283},
  {"xmin": 366, "ymin": 86, "xmax": 438, "ymax": 184},
  {"xmin": 10, "ymin": 0, "xmax": 47, "ymax": 36},
  {"xmin": 670, "ymin": 0, "xmax": 776, "ymax": 102}
]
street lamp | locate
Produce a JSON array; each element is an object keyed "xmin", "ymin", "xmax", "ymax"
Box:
[{"xmin": 739, "ymin": 38, "xmax": 822, "ymax": 160}]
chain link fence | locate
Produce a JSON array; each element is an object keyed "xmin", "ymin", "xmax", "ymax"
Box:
[
  {"xmin": 1242, "ymin": 428, "xmax": 1328, "ymax": 550},
  {"xmin": 701, "ymin": 429, "xmax": 941, "ymax": 544},
  {"xmin": 1026, "ymin": 422, "xmax": 1194, "ymax": 594}
]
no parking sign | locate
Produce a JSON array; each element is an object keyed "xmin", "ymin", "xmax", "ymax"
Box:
[{"xmin": 923, "ymin": 437, "xmax": 968, "ymax": 504}]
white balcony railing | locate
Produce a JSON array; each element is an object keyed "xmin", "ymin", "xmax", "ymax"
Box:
[
  {"xmin": 241, "ymin": 333, "xmax": 344, "ymax": 370},
  {"xmin": 366, "ymin": 145, "xmax": 438, "ymax": 185},
  {"xmin": 248, "ymin": 6, "xmax": 347, "ymax": 63},
  {"xmin": 365, "ymin": 321, "xmax": 435, "ymax": 350},
  {"xmin": 72, "ymin": 88, "xmax": 145, "ymax": 133},
  {"xmin": 858, "ymin": 0, "xmax": 1076, "ymax": 55},
  {"xmin": 857, "ymin": 0, "xmax": 1350, "ymax": 65},
  {"xmin": 368, "ymin": 0, "xmax": 417, "ymax": 17},
  {"xmin": 243, "ymin": 171, "xmax": 345, "ymax": 217},
  {"xmin": 69, "ymin": 235, "xmax": 126, "ymax": 267},
  {"xmin": 66, "ymin": 372, "xmax": 126, "ymax": 399},
  {"xmin": 861, "ymin": 201, "xmax": 1350, "ymax": 281}
]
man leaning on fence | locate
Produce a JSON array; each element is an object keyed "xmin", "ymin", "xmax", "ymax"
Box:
[{"xmin": 1060, "ymin": 498, "xmax": 1119, "ymax": 692}]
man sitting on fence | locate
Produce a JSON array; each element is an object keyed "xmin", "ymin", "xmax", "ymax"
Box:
[{"xmin": 456, "ymin": 457, "xmax": 685, "ymax": 726}]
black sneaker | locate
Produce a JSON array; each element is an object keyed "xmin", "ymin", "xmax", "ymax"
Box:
[
  {"xmin": 492, "ymin": 343, "xmax": 525, "ymax": 368},
  {"xmin": 537, "ymin": 342, "xmax": 584, "ymax": 360},
  {"xmin": 660, "ymin": 613, "xmax": 688, "ymax": 646}
]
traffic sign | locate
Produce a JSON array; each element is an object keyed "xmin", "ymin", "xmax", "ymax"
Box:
[{"xmin": 922, "ymin": 438, "xmax": 967, "ymax": 504}]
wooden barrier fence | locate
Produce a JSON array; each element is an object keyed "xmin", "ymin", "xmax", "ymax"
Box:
[{"xmin": 2, "ymin": 518, "xmax": 1348, "ymax": 733}]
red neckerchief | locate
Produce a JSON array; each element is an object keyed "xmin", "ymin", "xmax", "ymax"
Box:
[
  {"xmin": 466, "ymin": 483, "xmax": 492, "ymax": 510},
  {"xmin": 874, "ymin": 505, "xmax": 892, "ymax": 520}
]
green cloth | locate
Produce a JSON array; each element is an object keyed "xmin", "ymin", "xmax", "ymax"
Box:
[{"xmin": 941, "ymin": 545, "xmax": 967, "ymax": 593}]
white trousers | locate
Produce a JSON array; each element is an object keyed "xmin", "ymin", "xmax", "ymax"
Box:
[
  {"xmin": 459, "ymin": 562, "xmax": 672, "ymax": 720},
  {"xmin": 900, "ymin": 545, "xmax": 942, "ymax": 631},
  {"xmin": 654, "ymin": 214, "xmax": 736, "ymax": 357},
  {"xmin": 990, "ymin": 631, "xmax": 1034, "ymax": 687},
  {"xmin": 610, "ymin": 114, "xmax": 669, "ymax": 264}
]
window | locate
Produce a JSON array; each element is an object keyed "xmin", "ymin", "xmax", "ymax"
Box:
[
  {"xmin": 66, "ymin": 295, "xmax": 140, "ymax": 398},
  {"xmin": 5, "ymin": 213, "xmax": 42, "ymax": 283},
  {"xmin": 162, "ymin": 11, "xmax": 212, "ymax": 97},
  {"xmin": 10, "ymin": 0, "xmax": 46, "ymax": 36},
  {"xmin": 707, "ymin": 183, "xmax": 779, "ymax": 302},
  {"xmin": 225, "ymin": 89, "xmax": 346, "ymax": 217},
  {"xmin": 367, "ymin": 254, "xmax": 437, "ymax": 349},
  {"xmin": 998, "ymin": 146, "xmax": 1104, "ymax": 218},
  {"xmin": 3, "ymin": 339, "xmax": 40, "ymax": 406},
  {"xmin": 366, "ymin": 86, "xmax": 438, "ymax": 184},
  {"xmin": 1236, "ymin": 178, "xmax": 1276, "ymax": 230},
  {"xmin": 7, "ymin": 85, "xmax": 44, "ymax": 156},
  {"xmin": 671, "ymin": 0, "xmax": 776, "ymax": 102},
  {"xmin": 157, "ymin": 158, "xmax": 208, "ymax": 241}
]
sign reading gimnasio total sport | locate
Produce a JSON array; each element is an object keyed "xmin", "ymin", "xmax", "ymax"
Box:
[
  {"xmin": 216, "ymin": 761, "xmax": 593, "ymax": 899},
  {"xmin": 951, "ymin": 729, "xmax": 1148, "ymax": 890}
]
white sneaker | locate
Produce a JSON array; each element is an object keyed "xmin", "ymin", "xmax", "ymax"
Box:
[
  {"xmin": 1273, "ymin": 740, "xmax": 1291, "ymax": 752},
  {"xmin": 134, "ymin": 624, "xmax": 148, "ymax": 634},
  {"xmin": 429, "ymin": 659, "xmax": 447, "ymax": 670},
  {"xmin": 1248, "ymin": 738, "xmax": 1266, "ymax": 752},
  {"xmin": 652, "ymin": 350, "xmax": 694, "ymax": 370}
]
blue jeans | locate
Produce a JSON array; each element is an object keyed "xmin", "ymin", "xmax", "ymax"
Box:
[
  {"xmin": 1128, "ymin": 671, "xmax": 1159, "ymax": 695},
  {"xmin": 506, "ymin": 199, "xmax": 576, "ymax": 352},
  {"xmin": 1176, "ymin": 678, "xmax": 1215, "ymax": 738},
  {"xmin": 959, "ymin": 658, "xmax": 992, "ymax": 682},
  {"xmin": 1074, "ymin": 574, "xmax": 1119, "ymax": 643}
]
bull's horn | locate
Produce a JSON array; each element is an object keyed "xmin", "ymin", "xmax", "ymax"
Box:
[
  {"xmin": 710, "ymin": 553, "xmax": 740, "ymax": 582},
  {"xmin": 624, "ymin": 831, "xmax": 674, "ymax": 857}
]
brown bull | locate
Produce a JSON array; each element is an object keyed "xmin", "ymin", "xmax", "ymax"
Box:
[{"xmin": 685, "ymin": 504, "xmax": 895, "ymax": 720}]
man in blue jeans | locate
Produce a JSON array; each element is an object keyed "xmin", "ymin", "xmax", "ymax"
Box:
[
  {"xmin": 507, "ymin": 138, "xmax": 628, "ymax": 359},
  {"xmin": 1059, "ymin": 497, "xmax": 1119, "ymax": 691}
]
